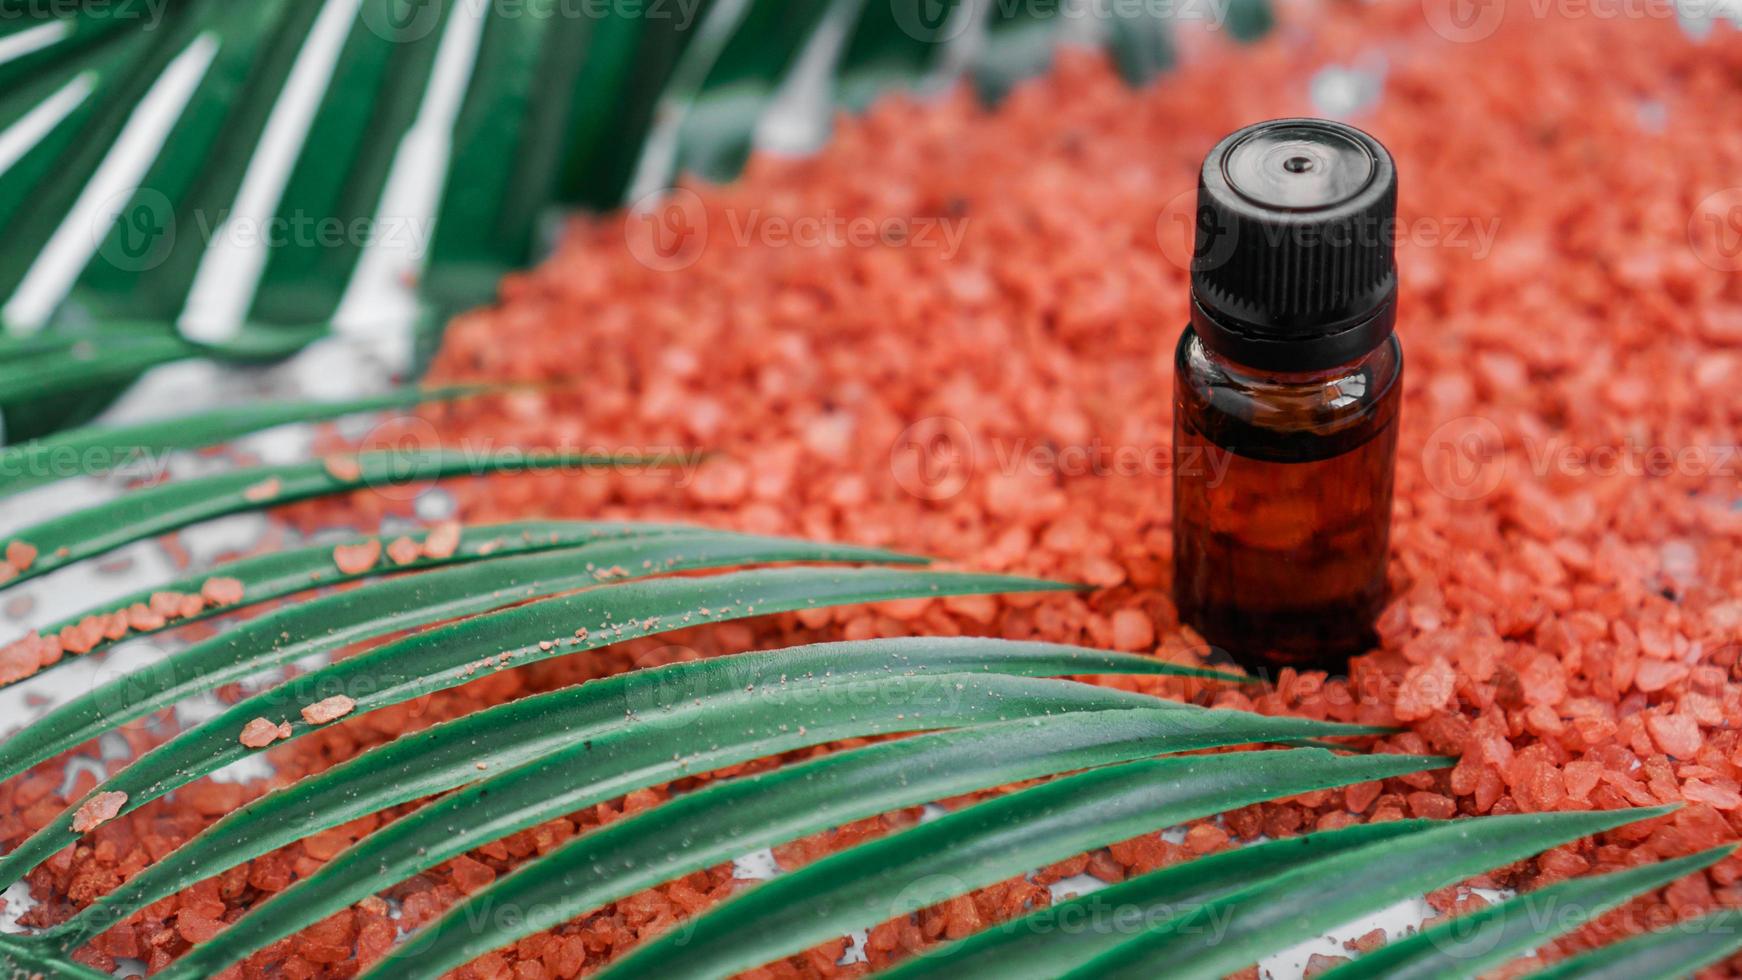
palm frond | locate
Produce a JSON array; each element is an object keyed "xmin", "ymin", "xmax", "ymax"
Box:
[
  {"xmin": 0, "ymin": 0, "xmax": 1224, "ymax": 440},
  {"xmin": 3, "ymin": 518, "xmax": 686, "ymax": 677},
  {"xmin": 0, "ymin": 384, "xmax": 486, "ymax": 497},
  {"xmin": 592, "ymin": 749, "xmax": 1451, "ymax": 978},
  {"xmin": 0, "ymin": 422, "xmax": 1718, "ymax": 979},
  {"xmin": 0, "ymin": 446, "xmax": 640, "ymax": 587},
  {"xmin": 133, "ymin": 677, "xmax": 1323, "ymax": 978},
  {"xmin": 1528, "ymin": 906, "xmax": 1742, "ymax": 979},
  {"xmin": 0, "ymin": 564, "xmax": 1076, "ymax": 885},
  {"xmin": 36, "ymin": 637, "xmax": 1240, "ymax": 953},
  {"xmin": 0, "ymin": 525, "xmax": 905, "ymax": 784},
  {"xmin": 1068, "ymin": 807, "xmax": 1678, "ymax": 979},
  {"xmin": 880, "ymin": 819, "xmax": 1452, "ymax": 979},
  {"xmin": 1319, "ymin": 845, "xmax": 1735, "ymax": 980},
  {"xmin": 364, "ymin": 715, "xmax": 1394, "ymax": 979}
]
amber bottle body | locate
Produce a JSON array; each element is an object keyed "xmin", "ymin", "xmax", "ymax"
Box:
[{"xmin": 1171, "ymin": 326, "xmax": 1402, "ymax": 674}]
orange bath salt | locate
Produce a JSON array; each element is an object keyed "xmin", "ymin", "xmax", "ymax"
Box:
[
  {"xmin": 322, "ymin": 454, "xmax": 361, "ymax": 482},
  {"xmin": 5, "ymin": 540, "xmax": 36, "ymax": 571},
  {"xmin": 239, "ymin": 718, "xmax": 292, "ymax": 749},
  {"xmin": 71, "ymin": 792, "xmax": 128, "ymax": 833},
  {"xmin": 200, "ymin": 577, "xmax": 245, "ymax": 606},
  {"xmin": 300, "ymin": 695, "xmax": 357, "ymax": 725},
  {"xmin": 241, "ymin": 477, "xmax": 281, "ymax": 503},
  {"xmin": 422, "ymin": 520, "xmax": 462, "ymax": 559},
  {"xmin": 333, "ymin": 539, "xmax": 382, "ymax": 575},
  {"xmin": 8, "ymin": 8, "xmax": 1742, "ymax": 978},
  {"xmin": 386, "ymin": 536, "xmax": 421, "ymax": 565}
]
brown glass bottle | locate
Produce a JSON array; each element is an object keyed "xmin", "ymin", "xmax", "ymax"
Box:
[{"xmin": 1171, "ymin": 118, "xmax": 1402, "ymax": 674}]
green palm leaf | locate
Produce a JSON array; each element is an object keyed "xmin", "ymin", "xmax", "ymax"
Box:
[
  {"xmin": 153, "ymin": 686, "xmax": 1340, "ymax": 978},
  {"xmin": 1071, "ymin": 807, "xmax": 1678, "ymax": 980},
  {"xmin": 596, "ymin": 749, "xmax": 1452, "ymax": 979},
  {"xmin": 881, "ymin": 820, "xmax": 1448, "ymax": 979},
  {"xmin": 0, "ymin": 385, "xmax": 485, "ymax": 497},
  {"xmin": 2, "ymin": 1, "xmax": 1270, "ymax": 439},
  {"xmin": 5, "ymin": 518, "xmax": 685, "ymax": 678},
  {"xmin": 0, "ymin": 525, "xmax": 870, "ymax": 784},
  {"xmin": 0, "ymin": 564, "xmax": 1070, "ymax": 886},
  {"xmin": 0, "ymin": 446, "xmax": 649, "ymax": 588},
  {"xmin": 38, "ymin": 637, "xmax": 1239, "ymax": 952},
  {"xmin": 1319, "ymin": 845, "xmax": 1733, "ymax": 980},
  {"xmin": 1529, "ymin": 906, "xmax": 1742, "ymax": 980},
  {"xmin": 364, "ymin": 708, "xmax": 1386, "ymax": 979}
]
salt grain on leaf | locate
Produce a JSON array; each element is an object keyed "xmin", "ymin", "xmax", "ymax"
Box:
[
  {"xmin": 334, "ymin": 539, "xmax": 383, "ymax": 575},
  {"xmin": 242, "ymin": 477, "xmax": 282, "ymax": 503},
  {"xmin": 72, "ymin": 791, "xmax": 128, "ymax": 833},
  {"xmin": 300, "ymin": 695, "xmax": 357, "ymax": 725},
  {"xmin": 240, "ymin": 717, "xmax": 292, "ymax": 748}
]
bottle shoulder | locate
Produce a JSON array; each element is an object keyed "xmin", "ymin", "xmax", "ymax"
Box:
[{"xmin": 1174, "ymin": 328, "xmax": 1401, "ymax": 454}]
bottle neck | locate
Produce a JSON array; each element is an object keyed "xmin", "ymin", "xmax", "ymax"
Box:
[{"xmin": 1189, "ymin": 286, "xmax": 1397, "ymax": 375}]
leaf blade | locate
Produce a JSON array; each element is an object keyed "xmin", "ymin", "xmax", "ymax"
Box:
[
  {"xmin": 1528, "ymin": 906, "xmax": 1742, "ymax": 980},
  {"xmin": 0, "ymin": 446, "xmax": 646, "ymax": 588},
  {"xmin": 157, "ymin": 685, "xmax": 1334, "ymax": 978},
  {"xmin": 366, "ymin": 711, "xmax": 1391, "ymax": 978},
  {"xmin": 0, "ymin": 385, "xmax": 486, "ymax": 497},
  {"xmin": 1072, "ymin": 806, "xmax": 1679, "ymax": 980},
  {"xmin": 43, "ymin": 636, "xmax": 1238, "ymax": 950},
  {"xmin": 596, "ymin": 749, "xmax": 1450, "ymax": 979},
  {"xmin": 2, "ymin": 519, "xmax": 693, "ymax": 684},
  {"xmin": 0, "ymin": 565, "xmax": 1072, "ymax": 886},
  {"xmin": 1320, "ymin": 845, "xmax": 1735, "ymax": 980},
  {"xmin": 881, "ymin": 820, "xmax": 1448, "ymax": 980}
]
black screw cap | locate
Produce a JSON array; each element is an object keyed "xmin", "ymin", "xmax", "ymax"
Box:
[{"xmin": 1191, "ymin": 118, "xmax": 1399, "ymax": 373}]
